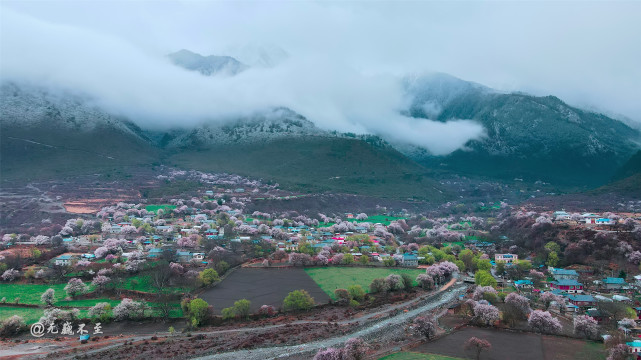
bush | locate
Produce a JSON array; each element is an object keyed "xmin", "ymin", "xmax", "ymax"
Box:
[
  {"xmin": 258, "ymin": 305, "xmax": 277, "ymax": 317},
  {"xmin": 188, "ymin": 298, "xmax": 210, "ymax": 326},
  {"xmin": 348, "ymin": 285, "xmax": 366, "ymax": 302},
  {"xmin": 386, "ymin": 274, "xmax": 404, "ymax": 291},
  {"xmin": 64, "ymin": 278, "xmax": 89, "ymax": 298},
  {"xmin": 222, "ymin": 307, "xmax": 235, "ymax": 320},
  {"xmin": 349, "ymin": 299, "xmax": 360, "ymax": 308},
  {"xmin": 0, "ymin": 315, "xmax": 26, "ymax": 336},
  {"xmin": 474, "ymin": 270, "xmax": 497, "ymax": 287},
  {"xmin": 369, "ymin": 278, "xmax": 390, "ymax": 293},
  {"xmin": 215, "ymin": 261, "xmax": 230, "ymax": 275},
  {"xmin": 39, "ymin": 308, "xmax": 80, "ymax": 326},
  {"xmin": 113, "ymin": 298, "xmax": 146, "ymax": 321},
  {"xmin": 335, "ymin": 288, "xmax": 351, "ymax": 303},
  {"xmin": 283, "ymin": 290, "xmax": 315, "ymax": 311},
  {"xmin": 401, "ymin": 273, "xmax": 414, "ymax": 291},
  {"xmin": 88, "ymin": 302, "xmax": 113, "ymax": 323},
  {"xmin": 416, "ymin": 274, "xmax": 434, "ymax": 290},
  {"xmin": 199, "ymin": 268, "xmax": 220, "ymax": 286},
  {"xmin": 41, "ymin": 288, "xmax": 56, "ymax": 306},
  {"xmin": 233, "ymin": 299, "xmax": 251, "ymax": 319}
]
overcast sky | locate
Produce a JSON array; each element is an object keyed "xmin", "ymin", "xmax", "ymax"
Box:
[{"xmin": 1, "ymin": 1, "xmax": 640, "ymax": 154}]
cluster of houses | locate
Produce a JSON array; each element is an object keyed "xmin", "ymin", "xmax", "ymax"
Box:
[
  {"xmin": 50, "ymin": 210, "xmax": 427, "ymax": 268},
  {"xmin": 552, "ymin": 211, "xmax": 620, "ymax": 226},
  {"xmin": 516, "ymin": 266, "xmax": 639, "ymax": 319}
]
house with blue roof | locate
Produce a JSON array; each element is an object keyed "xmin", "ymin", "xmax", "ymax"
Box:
[
  {"xmin": 177, "ymin": 251, "xmax": 193, "ymax": 263},
  {"xmin": 551, "ymin": 268, "xmax": 579, "ymax": 281},
  {"xmin": 401, "ymin": 253, "xmax": 418, "ymax": 267},
  {"xmin": 354, "ymin": 226, "xmax": 367, "ymax": 234},
  {"xmin": 495, "ymin": 253, "xmax": 518, "ymax": 264},
  {"xmin": 514, "ymin": 279, "xmax": 533, "ymax": 289},
  {"xmin": 550, "ymin": 279, "xmax": 584, "ymax": 293},
  {"xmin": 54, "ymin": 254, "xmax": 73, "ymax": 266},
  {"xmin": 603, "ymin": 277, "xmax": 627, "ymax": 290},
  {"xmin": 627, "ymin": 340, "xmax": 641, "ymax": 354},
  {"xmin": 567, "ymin": 294, "xmax": 596, "ymax": 308},
  {"xmin": 147, "ymin": 248, "xmax": 164, "ymax": 259}
]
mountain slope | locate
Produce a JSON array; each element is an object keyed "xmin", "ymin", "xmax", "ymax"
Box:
[
  {"xmin": 0, "ymin": 83, "xmax": 158, "ymax": 181},
  {"xmin": 168, "ymin": 49, "xmax": 248, "ymax": 76},
  {"xmin": 591, "ymin": 150, "xmax": 641, "ymax": 197},
  {"xmin": 168, "ymin": 136, "xmax": 447, "ymax": 200},
  {"xmin": 156, "ymin": 107, "xmax": 328, "ymax": 149},
  {"xmin": 404, "ymin": 73, "xmax": 640, "ymax": 186},
  {"xmin": 0, "ymin": 82, "xmax": 446, "ymax": 200}
]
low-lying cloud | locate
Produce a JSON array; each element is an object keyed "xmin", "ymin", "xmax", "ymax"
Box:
[
  {"xmin": 2, "ymin": 2, "xmax": 638, "ymax": 154},
  {"xmin": 1, "ymin": 7, "xmax": 485, "ymax": 155}
]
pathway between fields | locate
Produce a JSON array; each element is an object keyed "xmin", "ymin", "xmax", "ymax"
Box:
[{"xmin": 43, "ymin": 276, "xmax": 465, "ymax": 360}]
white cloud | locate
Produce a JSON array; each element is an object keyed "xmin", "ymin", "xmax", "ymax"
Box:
[{"xmin": 1, "ymin": 1, "xmax": 639, "ymax": 154}]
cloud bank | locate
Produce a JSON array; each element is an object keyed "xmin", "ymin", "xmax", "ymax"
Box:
[{"xmin": 2, "ymin": 2, "xmax": 639, "ymax": 154}]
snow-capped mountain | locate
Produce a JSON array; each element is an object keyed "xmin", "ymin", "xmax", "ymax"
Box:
[
  {"xmin": 402, "ymin": 73, "xmax": 640, "ymax": 185},
  {"xmin": 167, "ymin": 49, "xmax": 248, "ymax": 76},
  {"xmin": 1, "ymin": 70, "xmax": 639, "ymax": 187},
  {"xmin": 158, "ymin": 107, "xmax": 329, "ymax": 149}
]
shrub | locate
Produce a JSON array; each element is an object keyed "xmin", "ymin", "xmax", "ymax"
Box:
[
  {"xmin": 233, "ymin": 299, "xmax": 251, "ymax": 319},
  {"xmin": 1, "ymin": 269, "xmax": 20, "ymax": 282},
  {"xmin": 199, "ymin": 268, "xmax": 220, "ymax": 286},
  {"xmin": 465, "ymin": 336, "xmax": 491, "ymax": 360},
  {"xmin": 574, "ymin": 315, "xmax": 599, "ymax": 339},
  {"xmin": 385, "ymin": 274, "xmax": 404, "ymax": 291},
  {"xmin": 283, "ymin": 290, "xmax": 315, "ymax": 311},
  {"xmin": 412, "ymin": 315, "xmax": 437, "ymax": 339},
  {"xmin": 222, "ymin": 307, "xmax": 235, "ymax": 320},
  {"xmin": 64, "ymin": 278, "xmax": 89, "ymax": 298},
  {"xmin": 258, "ymin": 305, "xmax": 277, "ymax": 317},
  {"xmin": 343, "ymin": 337, "xmax": 369, "ymax": 360},
  {"xmin": 0, "ymin": 315, "xmax": 26, "ymax": 336},
  {"xmin": 188, "ymin": 298, "xmax": 210, "ymax": 326},
  {"xmin": 39, "ymin": 308, "xmax": 80, "ymax": 326},
  {"xmin": 88, "ymin": 302, "xmax": 113, "ymax": 323},
  {"xmin": 347, "ymin": 285, "xmax": 366, "ymax": 302},
  {"xmin": 400, "ymin": 273, "xmax": 414, "ymax": 291},
  {"xmin": 349, "ymin": 299, "xmax": 360, "ymax": 308},
  {"xmin": 369, "ymin": 278, "xmax": 390, "ymax": 293},
  {"xmin": 40, "ymin": 288, "xmax": 56, "ymax": 306},
  {"xmin": 528, "ymin": 310, "xmax": 562, "ymax": 334},
  {"xmin": 113, "ymin": 298, "xmax": 146, "ymax": 321},
  {"xmin": 474, "ymin": 270, "xmax": 497, "ymax": 287},
  {"xmin": 416, "ymin": 274, "xmax": 434, "ymax": 290},
  {"xmin": 335, "ymin": 288, "xmax": 351, "ymax": 303}
]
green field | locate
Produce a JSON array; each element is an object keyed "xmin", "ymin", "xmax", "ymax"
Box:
[
  {"xmin": 116, "ymin": 274, "xmax": 193, "ymax": 293},
  {"xmin": 0, "ymin": 274, "xmax": 190, "ymax": 306},
  {"xmin": 379, "ymin": 352, "xmax": 463, "ymax": 360},
  {"xmin": 304, "ymin": 267, "xmax": 425, "ymax": 299},
  {"xmin": 0, "ymin": 304, "xmax": 182, "ymax": 324},
  {"xmin": 0, "ymin": 307, "xmax": 45, "ymax": 324},
  {"xmin": 0, "ymin": 282, "xmax": 93, "ymax": 304},
  {"xmin": 145, "ymin": 204, "xmax": 177, "ymax": 213}
]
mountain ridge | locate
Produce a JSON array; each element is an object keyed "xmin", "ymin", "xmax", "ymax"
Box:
[{"xmin": 1, "ymin": 70, "xmax": 639, "ymax": 192}]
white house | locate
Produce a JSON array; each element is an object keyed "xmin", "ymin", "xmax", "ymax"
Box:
[
  {"xmin": 553, "ymin": 211, "xmax": 571, "ymax": 221},
  {"xmin": 495, "ymin": 253, "xmax": 518, "ymax": 264},
  {"xmin": 54, "ymin": 255, "xmax": 73, "ymax": 266}
]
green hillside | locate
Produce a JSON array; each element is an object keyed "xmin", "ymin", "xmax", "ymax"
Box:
[
  {"xmin": 0, "ymin": 123, "xmax": 159, "ymax": 181},
  {"xmin": 169, "ymin": 137, "xmax": 448, "ymax": 201},
  {"xmin": 591, "ymin": 150, "xmax": 641, "ymax": 197}
]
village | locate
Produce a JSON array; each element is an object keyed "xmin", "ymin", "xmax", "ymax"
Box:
[{"xmin": 1, "ymin": 174, "xmax": 641, "ymax": 359}]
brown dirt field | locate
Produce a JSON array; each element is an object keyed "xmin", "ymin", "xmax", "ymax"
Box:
[
  {"xmin": 198, "ymin": 267, "xmax": 330, "ymax": 314},
  {"xmin": 412, "ymin": 326, "xmax": 605, "ymax": 360}
]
